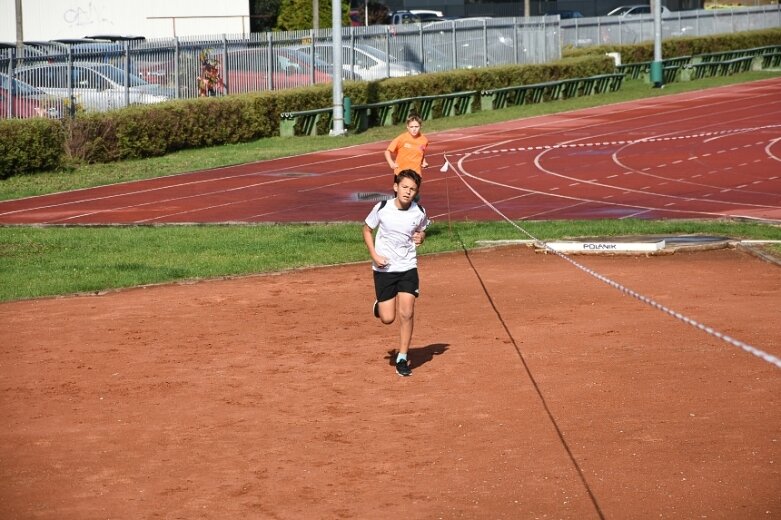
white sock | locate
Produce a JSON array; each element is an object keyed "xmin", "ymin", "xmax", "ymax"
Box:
[{"xmin": 397, "ymin": 353, "xmax": 407, "ymax": 362}]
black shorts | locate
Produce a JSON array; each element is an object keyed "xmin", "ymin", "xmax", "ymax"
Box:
[{"xmin": 374, "ymin": 268, "xmax": 419, "ymax": 302}]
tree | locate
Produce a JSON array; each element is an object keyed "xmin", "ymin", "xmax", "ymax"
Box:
[
  {"xmin": 276, "ymin": 0, "xmax": 350, "ymax": 31},
  {"xmin": 250, "ymin": 0, "xmax": 283, "ymax": 33},
  {"xmin": 351, "ymin": 0, "xmax": 390, "ymax": 25}
]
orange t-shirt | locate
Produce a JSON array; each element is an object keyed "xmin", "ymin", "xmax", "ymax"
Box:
[{"xmin": 387, "ymin": 131, "xmax": 428, "ymax": 175}]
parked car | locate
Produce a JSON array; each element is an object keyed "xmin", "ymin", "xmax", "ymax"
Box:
[
  {"xmin": 290, "ymin": 43, "xmax": 422, "ymax": 81},
  {"xmin": 421, "ymin": 18, "xmax": 515, "ymax": 70},
  {"xmin": 225, "ymin": 47, "xmax": 337, "ymax": 92},
  {"xmin": 1, "ymin": 41, "xmax": 50, "ymax": 60},
  {"xmin": 390, "ymin": 10, "xmax": 444, "ymax": 24},
  {"xmin": 546, "ymin": 10, "xmax": 584, "ymax": 19},
  {"xmin": 15, "ymin": 62, "xmax": 174, "ymax": 112},
  {"xmin": 0, "ymin": 73, "xmax": 62, "ymax": 118},
  {"xmin": 606, "ymin": 5, "xmax": 672, "ymax": 16}
]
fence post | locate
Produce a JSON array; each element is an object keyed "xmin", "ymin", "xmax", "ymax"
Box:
[
  {"xmin": 123, "ymin": 40, "xmax": 130, "ymax": 108},
  {"xmin": 6, "ymin": 48, "xmax": 14, "ymax": 118},
  {"xmin": 482, "ymin": 19, "xmax": 488, "ymax": 68},
  {"xmin": 385, "ymin": 25, "xmax": 391, "ymax": 78},
  {"xmin": 67, "ymin": 46, "xmax": 75, "ymax": 118},
  {"xmin": 450, "ymin": 19, "xmax": 457, "ymax": 69},
  {"xmin": 268, "ymin": 33, "xmax": 275, "ymax": 90},
  {"xmin": 221, "ymin": 34, "xmax": 228, "ymax": 95},
  {"xmin": 419, "ymin": 25, "xmax": 425, "ymax": 72},
  {"xmin": 174, "ymin": 37, "xmax": 180, "ymax": 99},
  {"xmin": 731, "ymin": 7, "xmax": 735, "ymax": 33}
]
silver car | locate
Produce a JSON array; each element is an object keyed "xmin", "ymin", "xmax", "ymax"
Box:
[
  {"xmin": 291, "ymin": 43, "xmax": 422, "ymax": 81},
  {"xmin": 606, "ymin": 5, "xmax": 672, "ymax": 16},
  {"xmin": 421, "ymin": 18, "xmax": 515, "ymax": 69},
  {"xmin": 15, "ymin": 62, "xmax": 174, "ymax": 112}
]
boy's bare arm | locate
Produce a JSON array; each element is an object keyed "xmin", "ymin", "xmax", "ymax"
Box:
[
  {"xmin": 363, "ymin": 224, "xmax": 388, "ymax": 267},
  {"xmin": 384, "ymin": 150, "xmax": 396, "ymax": 170}
]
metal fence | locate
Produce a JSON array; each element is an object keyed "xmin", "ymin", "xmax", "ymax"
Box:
[
  {"xmin": 1, "ymin": 16, "xmax": 557, "ymax": 119},
  {"xmin": 1, "ymin": 5, "xmax": 779, "ymax": 119},
  {"xmin": 560, "ymin": 4, "xmax": 781, "ymax": 47}
]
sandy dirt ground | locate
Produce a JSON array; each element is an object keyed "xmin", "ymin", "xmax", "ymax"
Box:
[{"xmin": 1, "ymin": 245, "xmax": 780, "ymax": 519}]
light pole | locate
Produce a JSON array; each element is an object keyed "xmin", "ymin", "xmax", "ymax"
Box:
[
  {"xmin": 330, "ymin": 0, "xmax": 346, "ymax": 135},
  {"xmin": 15, "ymin": 0, "xmax": 24, "ymax": 55},
  {"xmin": 650, "ymin": 0, "xmax": 664, "ymax": 88}
]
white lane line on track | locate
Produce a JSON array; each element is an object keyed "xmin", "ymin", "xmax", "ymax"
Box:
[
  {"xmin": 0, "ymin": 176, "xmax": 296, "ymax": 219},
  {"xmin": 0, "ymin": 146, "xmax": 391, "ymax": 218},
  {"xmin": 456, "ymin": 127, "xmax": 780, "ymax": 221},
  {"xmin": 481, "ymin": 99, "xmax": 781, "ymax": 215},
  {"xmin": 456, "ymin": 157, "xmax": 740, "ymax": 220},
  {"xmin": 767, "ymin": 138, "xmax": 781, "ymax": 162},
  {"xmin": 76, "ymin": 119, "xmax": 780, "ymax": 220},
  {"xmin": 443, "ymin": 125, "xmax": 781, "ymax": 157}
]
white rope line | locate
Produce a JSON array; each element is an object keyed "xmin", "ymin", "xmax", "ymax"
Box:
[{"xmin": 442, "ymin": 155, "xmax": 781, "ymax": 370}]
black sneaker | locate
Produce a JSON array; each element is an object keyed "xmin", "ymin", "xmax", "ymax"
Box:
[
  {"xmin": 395, "ymin": 358, "xmax": 412, "ymax": 377},
  {"xmin": 373, "ymin": 300, "xmax": 380, "ymax": 318}
]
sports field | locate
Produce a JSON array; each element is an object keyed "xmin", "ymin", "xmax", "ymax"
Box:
[{"xmin": 1, "ymin": 79, "xmax": 780, "ymax": 519}]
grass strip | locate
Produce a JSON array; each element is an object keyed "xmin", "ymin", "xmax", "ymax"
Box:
[{"xmin": 1, "ymin": 219, "xmax": 778, "ymax": 302}]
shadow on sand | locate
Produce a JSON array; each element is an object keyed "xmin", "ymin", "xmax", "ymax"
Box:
[{"xmin": 386, "ymin": 343, "xmax": 449, "ymax": 370}]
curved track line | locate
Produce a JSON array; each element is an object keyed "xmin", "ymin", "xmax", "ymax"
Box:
[
  {"xmin": 767, "ymin": 138, "xmax": 781, "ymax": 162},
  {"xmin": 461, "ymin": 152, "xmax": 734, "ymax": 219}
]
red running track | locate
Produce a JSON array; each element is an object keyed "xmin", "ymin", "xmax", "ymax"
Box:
[{"xmin": 1, "ymin": 78, "xmax": 780, "ymax": 225}]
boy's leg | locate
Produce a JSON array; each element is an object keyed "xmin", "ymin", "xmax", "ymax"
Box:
[
  {"xmin": 373, "ymin": 271, "xmax": 397, "ymax": 324},
  {"xmin": 396, "ymin": 292, "xmax": 416, "ymax": 357},
  {"xmin": 377, "ymin": 297, "xmax": 396, "ymax": 325}
]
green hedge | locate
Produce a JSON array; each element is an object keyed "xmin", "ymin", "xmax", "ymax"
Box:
[
  {"xmin": 2, "ymin": 27, "xmax": 780, "ymax": 178},
  {"xmin": 0, "ymin": 118, "xmax": 65, "ymax": 179},
  {"xmin": 64, "ymin": 92, "xmax": 284, "ymax": 163}
]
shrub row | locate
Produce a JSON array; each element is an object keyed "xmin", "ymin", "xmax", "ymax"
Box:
[
  {"xmin": 2, "ymin": 27, "xmax": 779, "ymax": 178},
  {"xmin": 0, "ymin": 118, "xmax": 65, "ymax": 178}
]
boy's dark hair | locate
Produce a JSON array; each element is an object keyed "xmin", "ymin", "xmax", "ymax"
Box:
[
  {"xmin": 395, "ymin": 169, "xmax": 421, "ymax": 187},
  {"xmin": 406, "ymin": 114, "xmax": 422, "ymax": 126}
]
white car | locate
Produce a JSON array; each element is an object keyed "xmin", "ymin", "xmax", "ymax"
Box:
[
  {"xmin": 390, "ymin": 10, "xmax": 444, "ymax": 24},
  {"xmin": 15, "ymin": 62, "xmax": 174, "ymax": 112},
  {"xmin": 606, "ymin": 5, "xmax": 672, "ymax": 16},
  {"xmin": 291, "ymin": 43, "xmax": 422, "ymax": 81}
]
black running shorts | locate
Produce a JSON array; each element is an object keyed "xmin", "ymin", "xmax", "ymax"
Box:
[{"xmin": 374, "ymin": 268, "xmax": 419, "ymax": 302}]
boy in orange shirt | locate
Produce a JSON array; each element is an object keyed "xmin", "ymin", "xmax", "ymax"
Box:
[{"xmin": 385, "ymin": 115, "xmax": 428, "ymax": 176}]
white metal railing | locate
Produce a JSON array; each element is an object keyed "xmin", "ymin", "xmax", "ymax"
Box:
[
  {"xmin": 1, "ymin": 5, "xmax": 779, "ymax": 119},
  {"xmin": 0, "ymin": 17, "xmax": 557, "ymax": 118},
  {"xmin": 559, "ymin": 4, "xmax": 781, "ymax": 47}
]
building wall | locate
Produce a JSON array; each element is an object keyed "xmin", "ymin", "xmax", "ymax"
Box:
[{"xmin": 0, "ymin": 0, "xmax": 251, "ymax": 42}]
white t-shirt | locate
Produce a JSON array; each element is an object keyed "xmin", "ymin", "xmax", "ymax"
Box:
[{"xmin": 365, "ymin": 199, "xmax": 428, "ymax": 273}]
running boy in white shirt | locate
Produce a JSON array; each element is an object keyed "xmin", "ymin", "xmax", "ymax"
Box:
[{"xmin": 362, "ymin": 170, "xmax": 428, "ymax": 377}]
